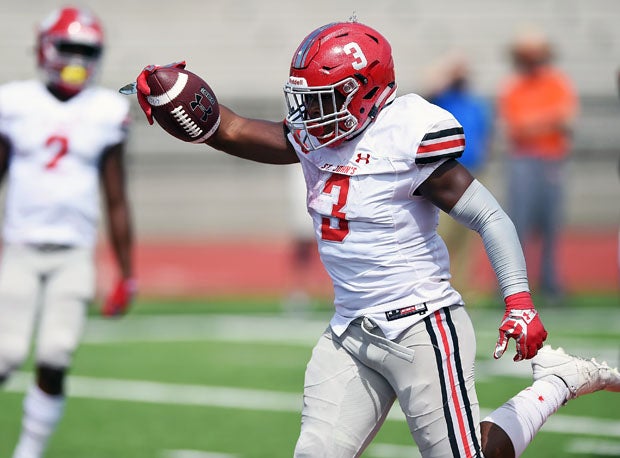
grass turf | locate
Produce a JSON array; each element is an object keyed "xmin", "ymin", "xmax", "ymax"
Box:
[{"xmin": 0, "ymin": 293, "xmax": 618, "ymax": 458}]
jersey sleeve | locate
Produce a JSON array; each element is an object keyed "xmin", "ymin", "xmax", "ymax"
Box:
[
  {"xmin": 96, "ymin": 89, "xmax": 132, "ymax": 147},
  {"xmin": 415, "ymin": 117, "xmax": 465, "ymax": 164}
]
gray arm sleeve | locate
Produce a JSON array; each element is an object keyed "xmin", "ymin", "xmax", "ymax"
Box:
[{"xmin": 448, "ymin": 179, "xmax": 530, "ymax": 298}]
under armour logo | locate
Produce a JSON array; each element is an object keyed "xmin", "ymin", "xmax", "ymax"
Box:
[
  {"xmin": 190, "ymin": 94, "xmax": 214, "ymax": 122},
  {"xmin": 355, "ymin": 153, "xmax": 371, "ymax": 164}
]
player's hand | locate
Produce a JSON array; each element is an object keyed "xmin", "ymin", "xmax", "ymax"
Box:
[
  {"xmin": 135, "ymin": 61, "xmax": 186, "ymax": 124},
  {"xmin": 102, "ymin": 277, "xmax": 137, "ymax": 318},
  {"xmin": 494, "ymin": 291, "xmax": 548, "ymax": 362}
]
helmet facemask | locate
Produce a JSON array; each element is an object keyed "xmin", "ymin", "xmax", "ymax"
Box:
[
  {"xmin": 284, "ymin": 76, "xmax": 359, "ymax": 151},
  {"xmin": 36, "ymin": 7, "xmax": 104, "ymax": 98},
  {"xmin": 40, "ymin": 39, "xmax": 102, "ymax": 96},
  {"xmin": 284, "ymin": 21, "xmax": 397, "ymax": 152}
]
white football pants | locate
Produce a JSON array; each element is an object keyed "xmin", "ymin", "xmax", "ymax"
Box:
[
  {"xmin": 0, "ymin": 244, "xmax": 95, "ymax": 375},
  {"xmin": 294, "ymin": 305, "xmax": 482, "ymax": 458}
]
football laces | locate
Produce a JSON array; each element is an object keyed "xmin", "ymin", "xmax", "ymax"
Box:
[{"xmin": 170, "ymin": 105, "xmax": 203, "ymax": 139}]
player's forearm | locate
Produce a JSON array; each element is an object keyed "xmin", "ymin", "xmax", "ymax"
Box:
[
  {"xmin": 448, "ymin": 179, "xmax": 530, "ymax": 297},
  {"xmin": 0, "ymin": 135, "xmax": 10, "ymax": 185},
  {"xmin": 207, "ymin": 105, "xmax": 297, "ymax": 165},
  {"xmin": 107, "ymin": 204, "xmax": 134, "ymax": 279}
]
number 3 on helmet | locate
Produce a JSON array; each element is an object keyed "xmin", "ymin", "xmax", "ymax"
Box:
[{"xmin": 284, "ymin": 21, "xmax": 397, "ymax": 151}]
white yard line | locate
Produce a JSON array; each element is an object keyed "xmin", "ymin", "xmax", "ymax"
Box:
[
  {"xmin": 6, "ymin": 371, "xmax": 620, "ymax": 439},
  {"xmin": 5, "ymin": 372, "xmax": 301, "ymax": 412},
  {"xmin": 83, "ymin": 313, "xmax": 620, "ymax": 379},
  {"xmin": 163, "ymin": 445, "xmax": 422, "ymax": 458},
  {"xmin": 367, "ymin": 443, "xmax": 421, "ymax": 458},
  {"xmin": 83, "ymin": 314, "xmax": 326, "ymax": 346},
  {"xmin": 162, "ymin": 451, "xmax": 238, "ymax": 458},
  {"xmin": 11, "ymin": 311, "xmax": 613, "ymax": 458},
  {"xmin": 83, "ymin": 313, "xmax": 620, "ymax": 358},
  {"xmin": 566, "ymin": 438, "xmax": 620, "ymax": 456}
]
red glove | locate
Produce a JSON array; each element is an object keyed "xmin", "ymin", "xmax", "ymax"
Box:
[
  {"xmin": 135, "ymin": 61, "xmax": 186, "ymax": 124},
  {"xmin": 494, "ymin": 292, "xmax": 548, "ymax": 361},
  {"xmin": 102, "ymin": 278, "xmax": 137, "ymax": 317}
]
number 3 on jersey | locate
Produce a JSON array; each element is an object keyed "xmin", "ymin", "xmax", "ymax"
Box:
[{"xmin": 321, "ymin": 174, "xmax": 351, "ymax": 242}]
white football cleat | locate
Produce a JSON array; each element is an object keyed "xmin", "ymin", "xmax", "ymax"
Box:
[{"xmin": 532, "ymin": 345, "xmax": 620, "ymax": 400}]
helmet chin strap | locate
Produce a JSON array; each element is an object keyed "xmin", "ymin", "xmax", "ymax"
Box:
[
  {"xmin": 346, "ymin": 82, "xmax": 397, "ymax": 141},
  {"xmin": 369, "ymin": 82, "xmax": 397, "ymax": 119}
]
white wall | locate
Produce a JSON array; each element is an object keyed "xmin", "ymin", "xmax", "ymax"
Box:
[
  {"xmin": 2, "ymin": 1, "xmax": 619, "ymax": 97},
  {"xmin": 1, "ymin": 1, "xmax": 618, "ymax": 236}
]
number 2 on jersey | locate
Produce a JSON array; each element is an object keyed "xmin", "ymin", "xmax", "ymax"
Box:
[
  {"xmin": 45, "ymin": 135, "xmax": 69, "ymax": 169},
  {"xmin": 321, "ymin": 174, "xmax": 351, "ymax": 242}
]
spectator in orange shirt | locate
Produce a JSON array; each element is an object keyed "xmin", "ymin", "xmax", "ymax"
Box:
[{"xmin": 497, "ymin": 28, "xmax": 578, "ymax": 304}]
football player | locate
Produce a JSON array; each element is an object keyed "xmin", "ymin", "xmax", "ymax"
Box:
[
  {"xmin": 0, "ymin": 6, "xmax": 135, "ymax": 458},
  {"xmin": 133, "ymin": 21, "xmax": 620, "ymax": 458}
]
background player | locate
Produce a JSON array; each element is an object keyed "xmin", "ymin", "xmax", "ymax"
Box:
[
  {"xmin": 0, "ymin": 6, "xmax": 135, "ymax": 458},
  {"xmin": 132, "ymin": 20, "xmax": 619, "ymax": 458},
  {"xmin": 423, "ymin": 51, "xmax": 493, "ymax": 301},
  {"xmin": 282, "ymin": 164, "xmax": 319, "ymax": 315},
  {"xmin": 497, "ymin": 28, "xmax": 578, "ymax": 305}
]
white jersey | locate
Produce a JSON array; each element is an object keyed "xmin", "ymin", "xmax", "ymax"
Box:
[
  {"xmin": 0, "ymin": 80, "xmax": 130, "ymax": 247},
  {"xmin": 289, "ymin": 93, "xmax": 467, "ymax": 339}
]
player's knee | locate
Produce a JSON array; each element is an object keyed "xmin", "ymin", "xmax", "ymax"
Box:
[
  {"xmin": 36, "ymin": 344, "xmax": 73, "ymax": 395},
  {"xmin": 36, "ymin": 341, "xmax": 74, "ymax": 374},
  {"xmin": 37, "ymin": 364, "xmax": 66, "ymax": 396},
  {"xmin": 294, "ymin": 429, "xmax": 360, "ymax": 457},
  {"xmin": 294, "ymin": 430, "xmax": 329, "ymax": 457},
  {"xmin": 480, "ymin": 420, "xmax": 515, "ymax": 458}
]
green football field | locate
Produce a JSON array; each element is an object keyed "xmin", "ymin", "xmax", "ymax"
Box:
[{"xmin": 1, "ymin": 293, "xmax": 618, "ymax": 458}]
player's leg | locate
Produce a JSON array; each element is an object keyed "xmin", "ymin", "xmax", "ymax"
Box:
[
  {"xmin": 480, "ymin": 372, "xmax": 567, "ymax": 458},
  {"xmin": 294, "ymin": 326, "xmax": 397, "ymax": 457},
  {"xmin": 481, "ymin": 345, "xmax": 620, "ymax": 458},
  {"xmin": 0, "ymin": 245, "xmax": 42, "ymax": 383},
  {"xmin": 13, "ymin": 247, "xmax": 94, "ymax": 458},
  {"xmin": 538, "ymin": 160, "xmax": 565, "ymax": 300},
  {"xmin": 36, "ymin": 364, "xmax": 65, "ymax": 395},
  {"xmin": 386, "ymin": 305, "xmax": 482, "ymax": 457},
  {"xmin": 506, "ymin": 156, "xmax": 538, "ymax": 245},
  {"xmin": 35, "ymin": 248, "xmax": 93, "ymax": 377},
  {"xmin": 480, "ymin": 421, "xmax": 515, "ymax": 457},
  {"xmin": 12, "ymin": 371, "xmax": 67, "ymax": 458},
  {"xmin": 283, "ymin": 165, "xmax": 316, "ymax": 315}
]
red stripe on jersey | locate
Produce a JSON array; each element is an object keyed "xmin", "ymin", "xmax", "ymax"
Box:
[
  {"xmin": 434, "ymin": 310, "xmax": 474, "ymax": 458},
  {"xmin": 417, "ymin": 138, "xmax": 465, "ymax": 154}
]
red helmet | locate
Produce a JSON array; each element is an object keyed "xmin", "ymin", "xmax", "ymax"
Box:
[
  {"xmin": 284, "ymin": 21, "xmax": 397, "ymax": 151},
  {"xmin": 36, "ymin": 6, "xmax": 104, "ymax": 97}
]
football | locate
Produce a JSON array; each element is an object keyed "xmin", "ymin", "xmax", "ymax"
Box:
[{"xmin": 145, "ymin": 67, "xmax": 220, "ymax": 143}]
